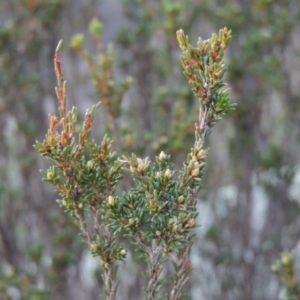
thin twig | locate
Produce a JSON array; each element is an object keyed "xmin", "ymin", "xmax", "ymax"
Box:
[
  {"xmin": 141, "ymin": 239, "xmax": 163, "ymax": 300},
  {"xmin": 170, "ymin": 244, "xmax": 191, "ymax": 300},
  {"xmin": 198, "ymin": 105, "xmax": 210, "ymax": 141},
  {"xmin": 76, "ymin": 211, "xmax": 91, "ymax": 244}
]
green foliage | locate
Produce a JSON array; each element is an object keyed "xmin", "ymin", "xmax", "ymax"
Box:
[
  {"xmin": 1, "ymin": 1, "xmax": 299, "ymax": 299},
  {"xmin": 0, "ymin": 0, "xmax": 297, "ymax": 299},
  {"xmin": 177, "ymin": 28, "xmax": 235, "ymax": 132},
  {"xmin": 70, "ymin": 19, "xmax": 133, "ymax": 152},
  {"xmin": 272, "ymin": 251, "xmax": 300, "ymax": 300},
  {"xmin": 0, "ymin": 269, "xmax": 51, "ymax": 300},
  {"xmin": 0, "ymin": 0, "xmax": 65, "ymax": 136},
  {"xmin": 0, "ymin": 1, "xmax": 83, "ymax": 299},
  {"xmin": 35, "ymin": 24, "xmax": 234, "ymax": 299}
]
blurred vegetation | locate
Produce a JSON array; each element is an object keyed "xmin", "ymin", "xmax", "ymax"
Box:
[
  {"xmin": 0, "ymin": 1, "xmax": 85, "ymax": 299},
  {"xmin": 272, "ymin": 250, "xmax": 300, "ymax": 300},
  {"xmin": 0, "ymin": 0, "xmax": 300, "ymax": 299}
]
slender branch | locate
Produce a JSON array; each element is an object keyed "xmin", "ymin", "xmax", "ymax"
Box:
[
  {"xmin": 198, "ymin": 105, "xmax": 210, "ymax": 141},
  {"xmin": 144, "ymin": 239, "xmax": 163, "ymax": 300},
  {"xmin": 91, "ymin": 206, "xmax": 103, "ymax": 240},
  {"xmin": 76, "ymin": 211, "xmax": 92, "ymax": 244},
  {"xmin": 103, "ymin": 266, "xmax": 117, "ymax": 300},
  {"xmin": 170, "ymin": 243, "xmax": 191, "ymax": 300}
]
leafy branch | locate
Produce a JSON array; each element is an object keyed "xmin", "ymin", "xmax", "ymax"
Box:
[{"xmin": 35, "ymin": 26, "xmax": 234, "ymax": 299}]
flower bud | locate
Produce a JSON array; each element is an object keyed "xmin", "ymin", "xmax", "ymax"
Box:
[
  {"xmin": 120, "ymin": 249, "xmax": 126, "ymax": 256},
  {"xmin": 70, "ymin": 34, "xmax": 84, "ymax": 49},
  {"xmin": 176, "ymin": 29, "xmax": 186, "ymax": 48},
  {"xmin": 188, "ymin": 218, "xmax": 195, "ymax": 228},
  {"xmin": 137, "ymin": 158, "xmax": 144, "ymax": 172},
  {"xmin": 188, "ymin": 156, "xmax": 197, "ymax": 168},
  {"xmin": 191, "ymin": 168, "xmax": 199, "ymax": 177},
  {"xmin": 177, "ymin": 195, "xmax": 184, "ymax": 204},
  {"xmin": 47, "ymin": 169, "xmax": 55, "ymax": 181},
  {"xmin": 129, "ymin": 218, "xmax": 135, "ymax": 225},
  {"xmin": 158, "ymin": 151, "xmax": 167, "ymax": 160},
  {"xmin": 108, "ymin": 196, "xmax": 115, "ymax": 206},
  {"xmin": 281, "ymin": 252, "xmax": 292, "ymax": 267},
  {"xmin": 156, "ymin": 230, "xmax": 162, "ymax": 237},
  {"xmin": 90, "ymin": 243, "xmax": 98, "ymax": 251},
  {"xmin": 164, "ymin": 168, "xmax": 172, "ymax": 177},
  {"xmin": 89, "ymin": 17, "xmax": 103, "ymax": 37},
  {"xmin": 87, "ymin": 160, "xmax": 93, "ymax": 170}
]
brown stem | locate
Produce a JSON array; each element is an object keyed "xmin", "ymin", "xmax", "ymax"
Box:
[
  {"xmin": 170, "ymin": 243, "xmax": 191, "ymax": 300},
  {"xmin": 144, "ymin": 239, "xmax": 163, "ymax": 300},
  {"xmin": 198, "ymin": 104, "xmax": 210, "ymax": 141},
  {"xmin": 91, "ymin": 202, "xmax": 117, "ymax": 299},
  {"xmin": 104, "ymin": 266, "xmax": 117, "ymax": 300},
  {"xmin": 91, "ymin": 206, "xmax": 103, "ymax": 240},
  {"xmin": 76, "ymin": 211, "xmax": 91, "ymax": 244}
]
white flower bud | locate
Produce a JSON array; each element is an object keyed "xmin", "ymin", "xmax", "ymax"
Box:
[
  {"xmin": 191, "ymin": 168, "xmax": 199, "ymax": 177},
  {"xmin": 196, "ymin": 149, "xmax": 206, "ymax": 159},
  {"xmin": 137, "ymin": 158, "xmax": 144, "ymax": 172},
  {"xmin": 87, "ymin": 160, "xmax": 94, "ymax": 169},
  {"xmin": 164, "ymin": 169, "xmax": 172, "ymax": 177},
  {"xmin": 108, "ymin": 196, "xmax": 115, "ymax": 206},
  {"xmin": 158, "ymin": 151, "xmax": 167, "ymax": 160},
  {"xmin": 120, "ymin": 249, "xmax": 126, "ymax": 256}
]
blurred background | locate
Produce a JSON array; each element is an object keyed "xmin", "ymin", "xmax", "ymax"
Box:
[{"xmin": 1, "ymin": 0, "xmax": 300, "ymax": 299}]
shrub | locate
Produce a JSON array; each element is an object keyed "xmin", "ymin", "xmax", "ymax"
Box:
[{"xmin": 34, "ymin": 26, "xmax": 234, "ymax": 299}]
